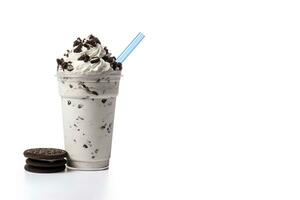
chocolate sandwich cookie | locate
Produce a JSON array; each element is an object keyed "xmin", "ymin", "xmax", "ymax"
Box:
[
  {"xmin": 26, "ymin": 158, "xmax": 67, "ymax": 168},
  {"xmin": 24, "ymin": 164, "xmax": 66, "ymax": 173},
  {"xmin": 23, "ymin": 148, "xmax": 67, "ymax": 160},
  {"xmin": 23, "ymin": 148, "xmax": 68, "ymax": 173}
]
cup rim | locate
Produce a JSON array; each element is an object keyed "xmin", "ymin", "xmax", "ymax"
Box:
[{"xmin": 56, "ymin": 70, "xmax": 122, "ymax": 79}]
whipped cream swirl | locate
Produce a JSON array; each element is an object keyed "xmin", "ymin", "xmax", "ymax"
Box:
[{"xmin": 57, "ymin": 35, "xmax": 122, "ymax": 74}]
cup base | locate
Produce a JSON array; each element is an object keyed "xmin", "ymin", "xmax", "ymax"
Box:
[
  {"xmin": 66, "ymin": 165, "xmax": 108, "ymax": 171},
  {"xmin": 67, "ymin": 159, "xmax": 109, "ymax": 171}
]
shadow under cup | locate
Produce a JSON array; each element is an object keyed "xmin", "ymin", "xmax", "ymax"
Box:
[{"xmin": 57, "ymin": 71, "xmax": 121, "ymax": 170}]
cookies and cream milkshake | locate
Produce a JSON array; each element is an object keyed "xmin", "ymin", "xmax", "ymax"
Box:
[{"xmin": 57, "ymin": 35, "xmax": 122, "ymax": 170}]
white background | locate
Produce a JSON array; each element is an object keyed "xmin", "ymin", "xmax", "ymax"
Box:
[{"xmin": 0, "ymin": 0, "xmax": 300, "ymax": 199}]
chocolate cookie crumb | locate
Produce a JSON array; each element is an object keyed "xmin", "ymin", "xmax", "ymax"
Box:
[
  {"xmin": 115, "ymin": 62, "xmax": 122, "ymax": 70},
  {"xmin": 67, "ymin": 100, "xmax": 71, "ymax": 105},
  {"xmin": 83, "ymin": 43, "xmax": 91, "ymax": 50},
  {"xmin": 73, "ymin": 43, "xmax": 83, "ymax": 53},
  {"xmin": 88, "ymin": 35, "xmax": 101, "ymax": 44},
  {"xmin": 90, "ymin": 57, "xmax": 100, "ymax": 64},
  {"xmin": 73, "ymin": 37, "xmax": 82, "ymax": 47},
  {"xmin": 56, "ymin": 58, "xmax": 64, "ymax": 65},
  {"xmin": 56, "ymin": 58, "xmax": 64, "ymax": 70},
  {"xmin": 77, "ymin": 116, "xmax": 84, "ymax": 120},
  {"xmin": 91, "ymin": 91, "xmax": 98, "ymax": 95},
  {"xmin": 79, "ymin": 82, "xmax": 99, "ymax": 96},
  {"xmin": 104, "ymin": 46, "xmax": 109, "ymax": 54},
  {"xmin": 101, "ymin": 99, "xmax": 107, "ymax": 104},
  {"xmin": 107, "ymin": 123, "xmax": 113, "ymax": 134},
  {"xmin": 101, "ymin": 124, "xmax": 106, "ymax": 129},
  {"xmin": 86, "ymin": 40, "xmax": 97, "ymax": 47},
  {"xmin": 102, "ymin": 55, "xmax": 109, "ymax": 62},
  {"xmin": 78, "ymin": 54, "xmax": 90, "ymax": 62},
  {"xmin": 83, "ymin": 144, "xmax": 88, "ymax": 148},
  {"xmin": 56, "ymin": 58, "xmax": 74, "ymax": 71},
  {"xmin": 78, "ymin": 104, "xmax": 83, "ymax": 109}
]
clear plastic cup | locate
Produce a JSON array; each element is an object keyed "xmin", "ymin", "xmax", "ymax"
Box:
[{"xmin": 57, "ymin": 71, "xmax": 121, "ymax": 170}]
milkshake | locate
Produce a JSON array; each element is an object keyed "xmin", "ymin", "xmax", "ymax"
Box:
[{"xmin": 57, "ymin": 35, "xmax": 122, "ymax": 170}]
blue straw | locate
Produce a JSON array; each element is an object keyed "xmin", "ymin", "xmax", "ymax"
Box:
[{"xmin": 116, "ymin": 32, "xmax": 145, "ymax": 63}]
